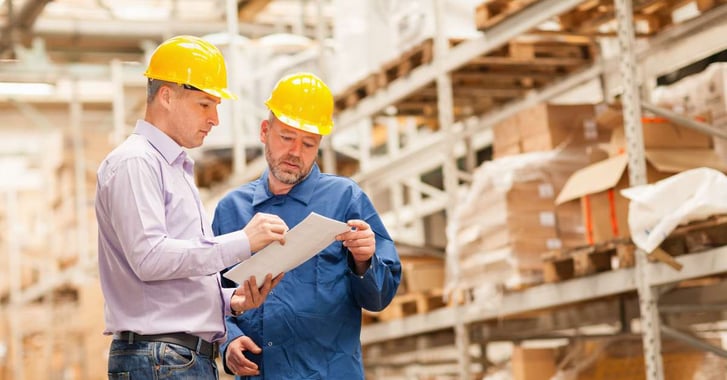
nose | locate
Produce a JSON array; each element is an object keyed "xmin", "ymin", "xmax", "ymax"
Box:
[
  {"xmin": 209, "ymin": 107, "xmax": 220, "ymax": 127},
  {"xmin": 288, "ymin": 139, "xmax": 302, "ymax": 156}
]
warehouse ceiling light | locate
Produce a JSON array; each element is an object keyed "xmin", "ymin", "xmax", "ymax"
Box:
[{"xmin": 0, "ymin": 82, "xmax": 54, "ymax": 96}]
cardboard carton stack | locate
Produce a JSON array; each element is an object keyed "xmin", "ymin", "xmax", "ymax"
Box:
[
  {"xmin": 447, "ymin": 103, "xmax": 611, "ymax": 291},
  {"xmin": 450, "ymin": 148, "xmax": 593, "ymax": 290},
  {"xmin": 653, "ymin": 62, "xmax": 727, "ymax": 162},
  {"xmin": 492, "ymin": 104, "xmax": 611, "ymax": 159}
]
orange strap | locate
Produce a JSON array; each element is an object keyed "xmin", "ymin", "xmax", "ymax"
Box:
[
  {"xmin": 608, "ymin": 189, "xmax": 619, "ymax": 237},
  {"xmin": 583, "ymin": 194, "xmax": 594, "ymax": 245}
]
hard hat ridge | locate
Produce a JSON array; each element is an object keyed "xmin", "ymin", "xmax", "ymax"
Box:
[{"xmin": 265, "ymin": 72, "xmax": 334, "ymax": 136}]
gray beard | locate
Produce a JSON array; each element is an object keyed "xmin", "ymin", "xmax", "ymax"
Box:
[{"xmin": 265, "ymin": 146, "xmax": 308, "ymax": 185}]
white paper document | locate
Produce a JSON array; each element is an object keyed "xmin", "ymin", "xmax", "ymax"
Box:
[{"xmin": 223, "ymin": 212, "xmax": 351, "ymax": 285}]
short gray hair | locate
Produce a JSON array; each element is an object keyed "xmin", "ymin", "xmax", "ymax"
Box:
[{"xmin": 147, "ymin": 79, "xmax": 179, "ymax": 103}]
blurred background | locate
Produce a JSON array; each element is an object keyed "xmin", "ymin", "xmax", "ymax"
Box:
[{"xmin": 2, "ymin": 1, "xmax": 727, "ymax": 379}]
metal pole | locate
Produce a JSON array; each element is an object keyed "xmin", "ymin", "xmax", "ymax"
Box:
[
  {"xmin": 613, "ymin": 0, "xmax": 664, "ymax": 378},
  {"xmin": 111, "ymin": 59, "xmax": 126, "ymax": 145},
  {"xmin": 6, "ymin": 190, "xmax": 24, "ymax": 380},
  {"xmin": 642, "ymin": 102, "xmax": 727, "ymax": 138},
  {"xmin": 226, "ymin": 0, "xmax": 246, "ymax": 175},
  {"xmin": 661, "ymin": 325, "xmax": 727, "ymax": 358},
  {"xmin": 315, "ymin": 0, "xmax": 336, "ymax": 174},
  {"xmin": 70, "ymin": 79, "xmax": 90, "ymax": 268},
  {"xmin": 431, "ymin": 0, "xmax": 469, "ymax": 377}
]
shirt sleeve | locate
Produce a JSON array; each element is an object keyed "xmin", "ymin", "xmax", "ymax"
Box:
[
  {"xmin": 100, "ymin": 157, "xmax": 251, "ymax": 281},
  {"xmin": 345, "ymin": 191, "xmax": 402, "ymax": 312}
]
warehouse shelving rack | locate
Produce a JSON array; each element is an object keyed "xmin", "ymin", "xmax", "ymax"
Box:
[{"xmin": 329, "ymin": 1, "xmax": 727, "ymax": 379}]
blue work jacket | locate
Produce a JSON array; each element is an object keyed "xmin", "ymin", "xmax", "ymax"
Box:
[{"xmin": 212, "ymin": 164, "xmax": 402, "ymax": 379}]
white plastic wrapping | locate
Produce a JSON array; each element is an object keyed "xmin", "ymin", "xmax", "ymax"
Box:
[{"xmin": 621, "ymin": 167, "xmax": 727, "ymax": 253}]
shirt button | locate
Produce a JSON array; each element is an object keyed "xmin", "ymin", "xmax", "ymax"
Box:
[{"xmin": 267, "ymin": 342, "xmax": 273, "ymax": 347}]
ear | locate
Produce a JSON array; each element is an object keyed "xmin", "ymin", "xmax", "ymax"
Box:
[
  {"xmin": 260, "ymin": 119, "xmax": 270, "ymax": 144},
  {"xmin": 158, "ymin": 84, "xmax": 175, "ymax": 110}
]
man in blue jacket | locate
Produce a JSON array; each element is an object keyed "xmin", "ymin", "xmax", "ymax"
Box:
[{"xmin": 212, "ymin": 72, "xmax": 401, "ymax": 379}]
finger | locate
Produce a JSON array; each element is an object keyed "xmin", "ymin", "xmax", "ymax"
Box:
[
  {"xmin": 347, "ymin": 219, "xmax": 370, "ymax": 230},
  {"xmin": 344, "ymin": 238, "xmax": 375, "ymax": 249},
  {"xmin": 258, "ymin": 274, "xmax": 273, "ymax": 298},
  {"xmin": 271, "ymin": 273, "xmax": 284, "ymax": 287},
  {"xmin": 270, "ymin": 221, "xmax": 288, "ymax": 234},
  {"xmin": 246, "ymin": 279, "xmax": 259, "ymax": 306},
  {"xmin": 243, "ymin": 338, "xmax": 263, "ymax": 354},
  {"xmin": 238, "ymin": 356, "xmax": 259, "ymax": 370}
]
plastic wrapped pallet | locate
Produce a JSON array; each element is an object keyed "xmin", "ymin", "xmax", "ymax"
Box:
[{"xmin": 446, "ymin": 147, "xmax": 593, "ymax": 299}]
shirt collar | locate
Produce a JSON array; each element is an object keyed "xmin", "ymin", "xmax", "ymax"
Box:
[
  {"xmin": 133, "ymin": 119, "xmax": 187, "ymax": 166},
  {"xmin": 253, "ymin": 163, "xmax": 321, "ymax": 207}
]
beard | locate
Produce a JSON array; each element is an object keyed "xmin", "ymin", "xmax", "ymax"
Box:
[{"xmin": 265, "ymin": 145, "xmax": 310, "ymax": 185}]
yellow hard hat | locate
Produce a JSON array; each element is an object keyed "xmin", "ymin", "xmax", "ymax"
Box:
[
  {"xmin": 144, "ymin": 35, "xmax": 237, "ymax": 100},
  {"xmin": 265, "ymin": 72, "xmax": 334, "ymax": 135}
]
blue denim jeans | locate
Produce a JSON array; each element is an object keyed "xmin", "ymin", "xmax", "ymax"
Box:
[{"xmin": 107, "ymin": 339, "xmax": 219, "ymax": 379}]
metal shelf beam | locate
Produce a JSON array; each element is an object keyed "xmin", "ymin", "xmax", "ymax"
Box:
[{"xmin": 362, "ymin": 245, "xmax": 727, "ymax": 345}]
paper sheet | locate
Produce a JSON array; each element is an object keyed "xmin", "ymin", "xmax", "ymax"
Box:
[{"xmin": 223, "ymin": 212, "xmax": 351, "ymax": 285}]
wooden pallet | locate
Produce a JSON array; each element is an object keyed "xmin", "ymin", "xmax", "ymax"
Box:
[
  {"xmin": 660, "ymin": 214, "xmax": 727, "ymax": 256},
  {"xmin": 362, "ymin": 288, "xmax": 447, "ymax": 324},
  {"xmin": 542, "ymin": 239, "xmax": 634, "ymax": 283},
  {"xmin": 559, "ymin": 0, "xmax": 727, "ymax": 35},
  {"xmin": 334, "ymin": 72, "xmax": 383, "ymax": 112},
  {"xmin": 380, "ymin": 39, "xmax": 434, "ymax": 86},
  {"xmin": 542, "ymin": 215, "xmax": 727, "ymax": 283},
  {"xmin": 390, "ymin": 37, "xmax": 595, "ymax": 121},
  {"xmin": 475, "ymin": 0, "xmax": 541, "ymax": 31}
]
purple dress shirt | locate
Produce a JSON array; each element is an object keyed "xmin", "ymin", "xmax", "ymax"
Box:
[{"xmin": 96, "ymin": 120, "xmax": 251, "ymax": 343}]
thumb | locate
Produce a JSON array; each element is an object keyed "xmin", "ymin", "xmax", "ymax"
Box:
[{"xmin": 248, "ymin": 343, "xmax": 262, "ymax": 354}]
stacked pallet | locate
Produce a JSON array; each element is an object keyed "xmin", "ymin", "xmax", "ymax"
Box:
[
  {"xmin": 475, "ymin": 0, "xmax": 727, "ymax": 36},
  {"xmin": 334, "ymin": 35, "xmax": 597, "ymax": 129},
  {"xmin": 363, "ymin": 255, "xmax": 447, "ymax": 323},
  {"xmin": 363, "ymin": 255, "xmax": 448, "ymax": 324},
  {"xmin": 558, "ymin": 0, "xmax": 727, "ymax": 36}
]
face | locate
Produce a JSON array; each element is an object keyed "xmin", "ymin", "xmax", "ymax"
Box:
[
  {"xmin": 164, "ymin": 85, "xmax": 221, "ymax": 148},
  {"xmin": 261, "ymin": 117, "xmax": 322, "ymax": 191}
]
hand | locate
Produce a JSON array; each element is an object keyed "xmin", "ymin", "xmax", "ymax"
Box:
[
  {"xmin": 336, "ymin": 219, "xmax": 375, "ymax": 275},
  {"xmin": 243, "ymin": 212, "xmax": 288, "ymax": 252},
  {"xmin": 225, "ymin": 336, "xmax": 261, "ymax": 376},
  {"xmin": 231, "ymin": 273, "xmax": 284, "ymax": 313}
]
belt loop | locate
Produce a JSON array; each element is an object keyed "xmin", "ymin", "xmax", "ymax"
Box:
[
  {"xmin": 195, "ymin": 337, "xmax": 203, "ymax": 353},
  {"xmin": 127, "ymin": 332, "xmax": 134, "ymax": 344}
]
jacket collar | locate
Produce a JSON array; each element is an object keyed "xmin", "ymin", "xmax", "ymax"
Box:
[{"xmin": 252, "ymin": 163, "xmax": 321, "ymax": 207}]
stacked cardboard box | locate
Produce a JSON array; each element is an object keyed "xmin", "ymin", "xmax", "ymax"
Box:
[
  {"xmin": 492, "ymin": 103, "xmax": 611, "ymax": 159},
  {"xmin": 653, "ymin": 62, "xmax": 727, "ymax": 161},
  {"xmin": 448, "ymin": 103, "xmax": 614, "ymax": 291},
  {"xmin": 451, "ymin": 147, "xmax": 593, "ymax": 289}
]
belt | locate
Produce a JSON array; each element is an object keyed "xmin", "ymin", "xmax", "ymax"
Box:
[{"xmin": 117, "ymin": 331, "xmax": 218, "ymax": 358}]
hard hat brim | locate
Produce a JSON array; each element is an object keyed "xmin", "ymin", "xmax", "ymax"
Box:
[
  {"xmin": 202, "ymin": 87, "xmax": 238, "ymax": 100},
  {"xmin": 273, "ymin": 110, "xmax": 332, "ymax": 136}
]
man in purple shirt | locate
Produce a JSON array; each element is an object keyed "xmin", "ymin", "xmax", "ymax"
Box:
[{"xmin": 96, "ymin": 35, "xmax": 285, "ymax": 379}]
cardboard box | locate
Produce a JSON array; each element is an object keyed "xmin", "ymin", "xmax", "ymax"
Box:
[
  {"xmin": 511, "ymin": 347, "xmax": 557, "ymax": 380},
  {"xmin": 493, "ymin": 103, "xmax": 610, "ymax": 158},
  {"xmin": 641, "ymin": 117, "xmax": 712, "ymax": 149},
  {"xmin": 556, "ymin": 149, "xmax": 727, "ymax": 244},
  {"xmin": 400, "ymin": 256, "xmax": 445, "ymax": 293},
  {"xmin": 519, "ymin": 104, "xmax": 608, "ymax": 152}
]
